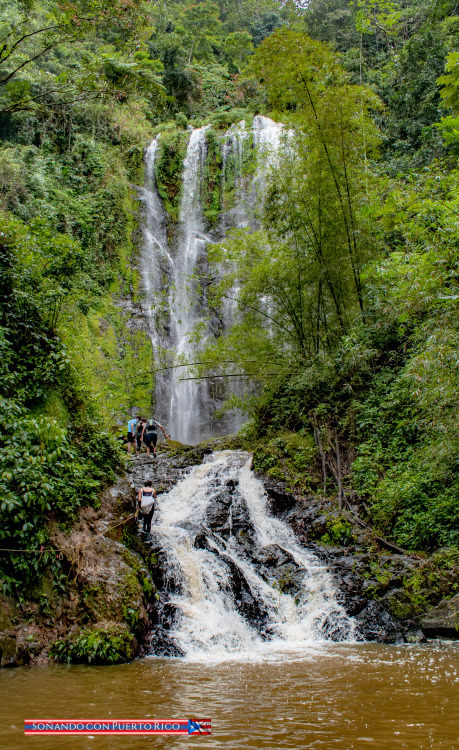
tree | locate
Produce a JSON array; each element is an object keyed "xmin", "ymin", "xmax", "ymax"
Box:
[
  {"xmin": 193, "ymin": 30, "xmax": 382, "ymax": 389},
  {"xmin": 223, "ymin": 30, "xmax": 253, "ymax": 65},
  {"xmin": 250, "ymin": 29, "xmax": 381, "ymax": 315},
  {"xmin": 181, "ymin": 2, "xmax": 222, "ymax": 63},
  {"xmin": 250, "ymin": 12, "xmax": 283, "ymax": 46},
  {"xmin": 0, "ymin": 0, "xmax": 153, "ymax": 114}
]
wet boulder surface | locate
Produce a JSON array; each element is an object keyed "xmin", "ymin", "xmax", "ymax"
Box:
[{"xmin": 420, "ymin": 593, "xmax": 459, "ymax": 638}]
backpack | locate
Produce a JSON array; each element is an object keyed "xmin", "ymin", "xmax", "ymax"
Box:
[
  {"xmin": 140, "ymin": 489, "xmax": 154, "ymax": 514},
  {"xmin": 146, "ymin": 419, "xmax": 158, "ymax": 431}
]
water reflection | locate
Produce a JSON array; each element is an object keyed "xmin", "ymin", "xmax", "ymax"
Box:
[{"xmin": 2, "ymin": 643, "xmax": 459, "ymax": 749}]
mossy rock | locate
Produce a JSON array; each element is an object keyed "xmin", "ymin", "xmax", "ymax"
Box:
[
  {"xmin": 253, "ymin": 431, "xmax": 320, "ymax": 494},
  {"xmin": 0, "ymin": 596, "xmax": 16, "ymax": 631},
  {"xmin": 50, "ymin": 623, "xmax": 136, "ymax": 665},
  {"xmin": 155, "ymin": 130, "xmax": 189, "ymax": 220},
  {"xmin": 420, "ymin": 593, "xmax": 459, "ymax": 638}
]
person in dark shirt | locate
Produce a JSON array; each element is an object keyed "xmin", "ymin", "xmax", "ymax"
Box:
[
  {"xmin": 142, "ymin": 418, "xmax": 170, "ymax": 458},
  {"xmin": 136, "ymin": 418, "xmax": 146, "ymax": 457}
]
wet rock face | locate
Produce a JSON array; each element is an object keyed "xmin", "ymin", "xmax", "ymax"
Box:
[
  {"xmin": 205, "ymin": 488, "xmax": 234, "ymax": 531},
  {"xmin": 145, "ymin": 596, "xmax": 184, "ymax": 658},
  {"xmin": 205, "ymin": 485, "xmax": 255, "ymax": 544},
  {"xmin": 354, "ymin": 602, "xmax": 405, "ymax": 643},
  {"xmin": 263, "ymin": 479, "xmax": 297, "ymax": 515},
  {"xmin": 420, "ymin": 594, "xmax": 459, "ymax": 638},
  {"xmin": 216, "ymin": 551, "xmax": 271, "ymax": 633}
]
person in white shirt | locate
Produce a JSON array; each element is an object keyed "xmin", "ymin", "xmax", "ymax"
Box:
[{"xmin": 138, "ymin": 481, "xmax": 156, "ymax": 534}]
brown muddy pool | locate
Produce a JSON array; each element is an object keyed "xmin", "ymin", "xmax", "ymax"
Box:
[{"xmin": 1, "ymin": 642, "xmax": 458, "ymax": 750}]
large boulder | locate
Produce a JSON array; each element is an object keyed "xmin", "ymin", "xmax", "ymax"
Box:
[
  {"xmin": 354, "ymin": 601, "xmax": 405, "ymax": 643},
  {"xmin": 420, "ymin": 594, "xmax": 459, "ymax": 638}
]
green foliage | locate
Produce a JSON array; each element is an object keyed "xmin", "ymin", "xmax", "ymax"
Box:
[
  {"xmin": 0, "ymin": 202, "xmax": 130, "ymax": 595},
  {"xmin": 202, "ymin": 128, "xmax": 223, "ymax": 224},
  {"xmin": 250, "ymin": 12, "xmax": 284, "ymax": 46},
  {"xmin": 155, "ymin": 129, "xmax": 189, "ymax": 219},
  {"xmin": 253, "ymin": 432, "xmax": 319, "ymax": 492},
  {"xmin": 377, "ymin": 26, "xmax": 447, "ymax": 167},
  {"xmin": 438, "ymin": 50, "xmax": 459, "ymax": 114},
  {"xmin": 380, "ymin": 548, "xmax": 459, "ymax": 617},
  {"xmin": 223, "ymin": 31, "xmax": 254, "ymax": 65},
  {"xmin": 401, "ymin": 549, "xmax": 459, "ymax": 612},
  {"xmin": 50, "ymin": 624, "xmax": 134, "ymax": 664},
  {"xmin": 194, "ymin": 31, "xmax": 382, "ymax": 390},
  {"xmin": 319, "ymin": 517, "xmax": 355, "ymax": 546},
  {"xmin": 0, "ymin": 0, "xmax": 163, "ymax": 117},
  {"xmin": 0, "ymin": 397, "xmax": 122, "ymax": 593}
]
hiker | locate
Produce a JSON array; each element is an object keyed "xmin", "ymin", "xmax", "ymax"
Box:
[
  {"xmin": 136, "ymin": 418, "xmax": 146, "ymax": 457},
  {"xmin": 138, "ymin": 480, "xmax": 156, "ymax": 535},
  {"xmin": 126, "ymin": 416, "xmax": 138, "ymax": 454},
  {"xmin": 142, "ymin": 417, "xmax": 170, "ymax": 458}
]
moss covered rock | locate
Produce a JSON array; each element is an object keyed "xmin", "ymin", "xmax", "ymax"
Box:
[{"xmin": 50, "ymin": 623, "xmax": 136, "ymax": 665}]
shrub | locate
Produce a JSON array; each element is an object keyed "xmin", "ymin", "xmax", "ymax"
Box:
[{"xmin": 50, "ymin": 624, "xmax": 134, "ymax": 664}]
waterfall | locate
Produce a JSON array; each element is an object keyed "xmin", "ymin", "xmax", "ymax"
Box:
[
  {"xmin": 139, "ymin": 136, "xmax": 174, "ymax": 419},
  {"xmin": 150, "ymin": 451, "xmax": 354, "ymax": 659},
  {"xmin": 168, "ymin": 126, "xmax": 211, "ymax": 445},
  {"xmin": 140, "ymin": 118, "xmax": 284, "ymax": 444},
  {"xmin": 252, "ymin": 115, "xmax": 283, "ymax": 199},
  {"xmin": 221, "ymin": 120, "xmax": 251, "ymax": 230}
]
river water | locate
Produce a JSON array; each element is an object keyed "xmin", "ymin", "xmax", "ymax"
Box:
[{"xmin": 2, "ymin": 642, "xmax": 459, "ymax": 749}]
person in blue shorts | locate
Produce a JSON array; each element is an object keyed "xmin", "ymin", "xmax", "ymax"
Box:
[{"xmin": 126, "ymin": 416, "xmax": 138, "ymax": 455}]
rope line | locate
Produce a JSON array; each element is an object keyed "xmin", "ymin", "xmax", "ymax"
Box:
[{"xmin": 0, "ymin": 509, "xmax": 140, "ymax": 556}]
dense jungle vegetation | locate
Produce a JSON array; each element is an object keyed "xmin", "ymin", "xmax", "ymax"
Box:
[{"xmin": 1, "ymin": 0, "xmax": 459, "ymax": 603}]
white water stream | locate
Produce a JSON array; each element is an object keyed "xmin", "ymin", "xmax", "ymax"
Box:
[
  {"xmin": 140, "ymin": 118, "xmax": 284, "ymax": 444},
  {"xmin": 152, "ymin": 451, "xmax": 354, "ymax": 659},
  {"xmin": 139, "ymin": 136, "xmax": 172, "ymax": 412},
  {"xmin": 168, "ymin": 126, "xmax": 210, "ymax": 444}
]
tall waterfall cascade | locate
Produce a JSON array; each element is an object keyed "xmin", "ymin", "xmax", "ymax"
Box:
[
  {"xmin": 140, "ymin": 117, "xmax": 283, "ymax": 444},
  {"xmin": 150, "ymin": 451, "xmax": 355, "ymax": 659}
]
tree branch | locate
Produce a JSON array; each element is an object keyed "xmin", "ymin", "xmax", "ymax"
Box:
[{"xmin": 0, "ymin": 43, "xmax": 56, "ymax": 85}]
